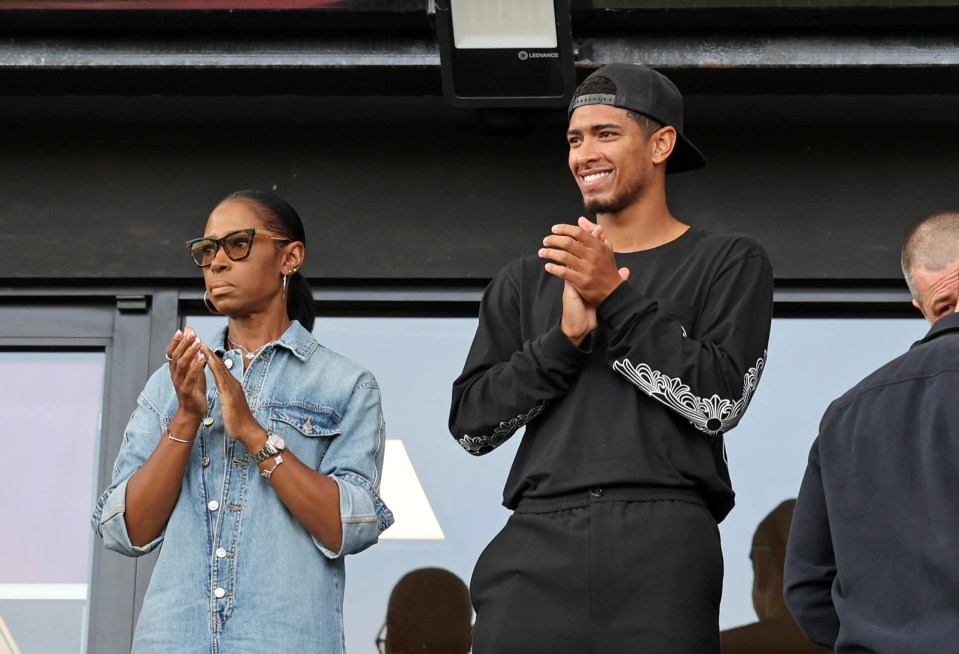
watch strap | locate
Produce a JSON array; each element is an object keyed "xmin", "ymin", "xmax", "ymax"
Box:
[{"xmin": 251, "ymin": 436, "xmax": 278, "ymax": 464}]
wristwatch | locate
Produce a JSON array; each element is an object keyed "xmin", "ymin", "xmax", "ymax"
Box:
[{"xmin": 251, "ymin": 432, "xmax": 286, "ymax": 464}]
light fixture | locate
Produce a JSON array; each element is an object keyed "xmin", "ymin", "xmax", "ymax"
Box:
[{"xmin": 435, "ymin": 0, "xmax": 575, "ymax": 107}]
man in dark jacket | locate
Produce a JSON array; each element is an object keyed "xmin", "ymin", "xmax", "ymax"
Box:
[{"xmin": 784, "ymin": 211, "xmax": 959, "ymax": 652}]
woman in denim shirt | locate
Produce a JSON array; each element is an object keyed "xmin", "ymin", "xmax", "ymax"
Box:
[{"xmin": 92, "ymin": 190, "xmax": 393, "ymax": 653}]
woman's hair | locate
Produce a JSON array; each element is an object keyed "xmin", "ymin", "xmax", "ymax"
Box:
[{"xmin": 220, "ymin": 189, "xmax": 316, "ymax": 332}]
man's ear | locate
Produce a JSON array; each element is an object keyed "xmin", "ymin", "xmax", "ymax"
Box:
[
  {"xmin": 650, "ymin": 126, "xmax": 677, "ymax": 166},
  {"xmin": 753, "ymin": 551, "xmax": 771, "ymax": 594},
  {"xmin": 913, "ymin": 298, "xmax": 934, "ymax": 325}
]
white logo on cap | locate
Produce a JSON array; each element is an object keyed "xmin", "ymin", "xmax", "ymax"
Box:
[{"xmin": 518, "ymin": 51, "xmax": 529, "ymax": 60}]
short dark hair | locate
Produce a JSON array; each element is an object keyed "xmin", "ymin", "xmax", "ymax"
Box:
[
  {"xmin": 219, "ymin": 189, "xmax": 316, "ymax": 332},
  {"xmin": 385, "ymin": 568, "xmax": 472, "ymax": 653},
  {"xmin": 571, "ymin": 75, "xmax": 665, "ymax": 137},
  {"xmin": 901, "ymin": 211, "xmax": 959, "ymax": 302}
]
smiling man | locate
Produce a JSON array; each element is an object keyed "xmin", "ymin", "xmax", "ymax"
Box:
[{"xmin": 449, "ymin": 63, "xmax": 774, "ymax": 653}]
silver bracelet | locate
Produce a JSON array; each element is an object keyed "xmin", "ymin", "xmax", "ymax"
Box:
[
  {"xmin": 261, "ymin": 454, "xmax": 284, "ymax": 479},
  {"xmin": 166, "ymin": 429, "xmax": 196, "ymax": 444}
]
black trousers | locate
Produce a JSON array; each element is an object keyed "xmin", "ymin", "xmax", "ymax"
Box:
[{"xmin": 470, "ymin": 487, "xmax": 723, "ymax": 654}]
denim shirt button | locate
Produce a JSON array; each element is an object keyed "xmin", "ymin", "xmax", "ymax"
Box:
[
  {"xmin": 207, "ymin": 500, "xmax": 220, "ymax": 512},
  {"xmin": 202, "ymin": 457, "xmax": 210, "ymax": 467},
  {"xmin": 224, "ymin": 358, "xmax": 234, "ymax": 370},
  {"xmin": 215, "ymin": 547, "xmax": 228, "ymax": 558},
  {"xmin": 213, "ymin": 587, "xmax": 226, "ymax": 599},
  {"xmin": 203, "ymin": 416, "xmax": 214, "ymax": 426}
]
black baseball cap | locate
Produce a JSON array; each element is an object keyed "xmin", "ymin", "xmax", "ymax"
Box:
[{"xmin": 568, "ymin": 63, "xmax": 706, "ymax": 174}]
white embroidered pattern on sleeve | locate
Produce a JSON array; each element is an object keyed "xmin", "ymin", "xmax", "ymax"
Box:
[
  {"xmin": 612, "ymin": 352, "xmax": 766, "ymax": 436},
  {"xmin": 458, "ymin": 403, "xmax": 547, "ymax": 456}
]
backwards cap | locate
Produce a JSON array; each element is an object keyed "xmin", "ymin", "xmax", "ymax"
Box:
[{"xmin": 569, "ymin": 63, "xmax": 706, "ymax": 173}]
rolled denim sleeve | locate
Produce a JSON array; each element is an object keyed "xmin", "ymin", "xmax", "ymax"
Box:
[
  {"xmin": 93, "ymin": 476, "xmax": 163, "ymax": 556},
  {"xmin": 91, "ymin": 377, "xmax": 168, "ymax": 557},
  {"xmin": 314, "ymin": 378, "xmax": 394, "ymax": 559}
]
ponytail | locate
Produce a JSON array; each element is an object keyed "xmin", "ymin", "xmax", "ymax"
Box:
[{"xmin": 286, "ymin": 271, "xmax": 315, "ymax": 332}]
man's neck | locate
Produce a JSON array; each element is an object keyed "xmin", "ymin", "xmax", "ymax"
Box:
[{"xmin": 596, "ymin": 192, "xmax": 688, "ymax": 253}]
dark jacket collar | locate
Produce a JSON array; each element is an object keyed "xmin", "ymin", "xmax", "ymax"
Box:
[{"xmin": 913, "ymin": 311, "xmax": 959, "ymax": 349}]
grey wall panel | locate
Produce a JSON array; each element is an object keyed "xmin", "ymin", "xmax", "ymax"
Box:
[{"xmin": 1, "ymin": 95, "xmax": 957, "ymax": 284}]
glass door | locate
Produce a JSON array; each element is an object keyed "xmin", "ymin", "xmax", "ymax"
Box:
[
  {"xmin": 0, "ymin": 351, "xmax": 105, "ymax": 653},
  {"xmin": 0, "ymin": 293, "xmax": 180, "ymax": 654}
]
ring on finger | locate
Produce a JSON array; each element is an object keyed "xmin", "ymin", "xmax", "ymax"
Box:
[{"xmin": 165, "ymin": 353, "xmax": 173, "ymax": 361}]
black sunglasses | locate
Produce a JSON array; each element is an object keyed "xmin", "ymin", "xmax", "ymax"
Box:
[{"xmin": 186, "ymin": 228, "xmax": 289, "ymax": 268}]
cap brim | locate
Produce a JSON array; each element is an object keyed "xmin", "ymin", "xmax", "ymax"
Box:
[{"xmin": 667, "ymin": 133, "xmax": 707, "ymax": 174}]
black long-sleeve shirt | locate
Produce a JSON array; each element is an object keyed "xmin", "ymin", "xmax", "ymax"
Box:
[
  {"xmin": 449, "ymin": 227, "xmax": 773, "ymax": 521},
  {"xmin": 784, "ymin": 312, "xmax": 959, "ymax": 652}
]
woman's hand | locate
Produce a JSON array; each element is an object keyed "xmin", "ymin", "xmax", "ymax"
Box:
[
  {"xmin": 125, "ymin": 326, "xmax": 208, "ymax": 546},
  {"xmin": 200, "ymin": 343, "xmax": 265, "ymax": 451},
  {"xmin": 200, "ymin": 350, "xmax": 341, "ymax": 552},
  {"xmin": 165, "ymin": 327, "xmax": 208, "ymax": 419}
]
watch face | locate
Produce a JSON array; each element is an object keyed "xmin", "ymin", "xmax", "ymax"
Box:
[{"xmin": 268, "ymin": 433, "xmax": 286, "ymax": 450}]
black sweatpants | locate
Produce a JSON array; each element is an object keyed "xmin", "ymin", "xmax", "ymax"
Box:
[{"xmin": 470, "ymin": 487, "xmax": 723, "ymax": 654}]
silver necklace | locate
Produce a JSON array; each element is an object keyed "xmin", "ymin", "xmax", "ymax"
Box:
[{"xmin": 228, "ymin": 335, "xmax": 273, "ymax": 361}]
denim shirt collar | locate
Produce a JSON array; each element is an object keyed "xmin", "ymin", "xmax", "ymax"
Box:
[{"xmin": 211, "ymin": 320, "xmax": 319, "ymax": 362}]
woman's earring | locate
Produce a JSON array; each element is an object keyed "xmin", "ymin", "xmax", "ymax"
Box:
[
  {"xmin": 203, "ymin": 290, "xmax": 222, "ymax": 315},
  {"xmin": 282, "ymin": 274, "xmax": 288, "ymax": 297}
]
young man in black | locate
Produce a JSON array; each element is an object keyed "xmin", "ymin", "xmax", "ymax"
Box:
[{"xmin": 449, "ymin": 63, "xmax": 774, "ymax": 653}]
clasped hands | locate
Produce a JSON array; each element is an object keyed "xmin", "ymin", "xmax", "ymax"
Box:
[
  {"xmin": 538, "ymin": 217, "xmax": 630, "ymax": 347},
  {"xmin": 165, "ymin": 327, "xmax": 264, "ymax": 449}
]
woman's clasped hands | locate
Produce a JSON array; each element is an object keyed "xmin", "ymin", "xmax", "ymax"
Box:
[{"xmin": 164, "ymin": 327, "xmax": 262, "ymax": 446}]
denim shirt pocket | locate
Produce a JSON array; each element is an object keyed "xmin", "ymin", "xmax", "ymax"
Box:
[{"xmin": 268, "ymin": 404, "xmax": 342, "ymax": 466}]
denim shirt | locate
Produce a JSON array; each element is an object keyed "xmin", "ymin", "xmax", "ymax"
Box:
[{"xmin": 91, "ymin": 321, "xmax": 393, "ymax": 654}]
